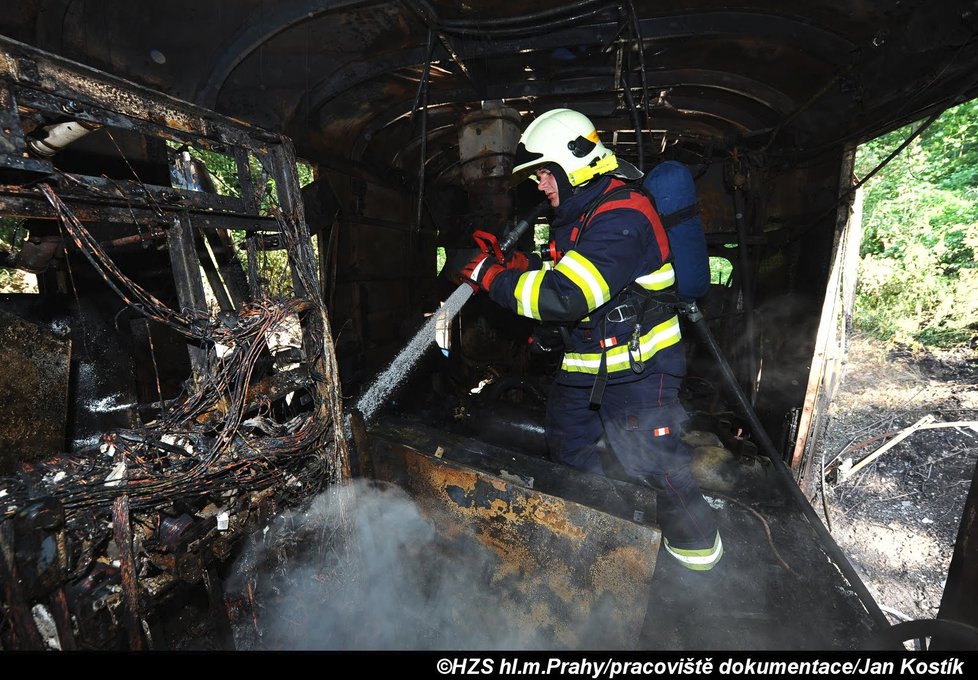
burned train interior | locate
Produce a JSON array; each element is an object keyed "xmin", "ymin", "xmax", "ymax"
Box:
[{"xmin": 2, "ymin": 1, "xmax": 978, "ymax": 651}]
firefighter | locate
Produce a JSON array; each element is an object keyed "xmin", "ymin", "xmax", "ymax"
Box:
[{"xmin": 454, "ymin": 108, "xmax": 722, "ymax": 571}]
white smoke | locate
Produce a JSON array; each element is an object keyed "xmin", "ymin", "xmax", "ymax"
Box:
[{"xmin": 228, "ymin": 479, "xmax": 561, "ymax": 650}]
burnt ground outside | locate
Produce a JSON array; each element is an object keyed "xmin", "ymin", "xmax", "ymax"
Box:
[{"xmin": 812, "ymin": 333, "xmax": 978, "ymax": 626}]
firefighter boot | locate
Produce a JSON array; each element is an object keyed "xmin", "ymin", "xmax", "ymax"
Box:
[{"xmin": 651, "ymin": 471, "xmax": 723, "ymax": 571}]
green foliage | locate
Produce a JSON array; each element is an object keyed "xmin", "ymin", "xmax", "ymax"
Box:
[
  {"xmin": 709, "ymin": 256, "xmax": 733, "ymax": 286},
  {"xmin": 295, "ymin": 161, "xmax": 315, "ymax": 188},
  {"xmin": 436, "ymin": 246, "xmax": 447, "ymax": 275},
  {"xmin": 533, "ymin": 220, "xmax": 550, "ymax": 248},
  {"xmin": 854, "ymin": 98, "xmax": 978, "ymax": 348},
  {"xmin": 181, "ymin": 146, "xmax": 319, "ymax": 299},
  {"xmin": 0, "ymin": 216, "xmax": 19, "ymax": 250},
  {"xmin": 0, "ymin": 217, "xmax": 36, "ymax": 293}
]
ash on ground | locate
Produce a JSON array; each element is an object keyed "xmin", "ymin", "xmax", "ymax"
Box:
[{"xmin": 814, "ymin": 335, "xmax": 978, "ymax": 623}]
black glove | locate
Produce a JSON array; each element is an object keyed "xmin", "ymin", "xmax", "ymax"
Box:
[{"xmin": 528, "ymin": 324, "xmax": 567, "ymax": 354}]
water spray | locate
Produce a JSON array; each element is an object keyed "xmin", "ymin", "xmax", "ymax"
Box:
[{"xmin": 353, "ymin": 200, "xmax": 550, "ymax": 424}]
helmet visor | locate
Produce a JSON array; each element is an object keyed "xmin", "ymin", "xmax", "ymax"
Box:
[
  {"xmin": 608, "ymin": 157, "xmax": 645, "ymax": 181},
  {"xmin": 511, "ymin": 141, "xmax": 545, "ymax": 185}
]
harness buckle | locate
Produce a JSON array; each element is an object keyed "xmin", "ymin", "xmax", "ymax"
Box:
[{"xmin": 607, "ymin": 303, "xmax": 637, "ymax": 324}]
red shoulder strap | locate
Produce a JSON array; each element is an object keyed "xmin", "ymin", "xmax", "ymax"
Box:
[{"xmin": 589, "ymin": 182, "xmax": 671, "ymax": 261}]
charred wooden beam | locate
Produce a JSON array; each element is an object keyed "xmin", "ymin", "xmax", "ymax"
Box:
[
  {"xmin": 0, "ymin": 84, "xmax": 54, "ymax": 179},
  {"xmin": 0, "ymin": 191, "xmax": 278, "ymax": 230},
  {"xmin": 0, "ymin": 519, "xmax": 44, "ymax": 649},
  {"xmin": 1, "ymin": 35, "xmax": 276, "ymax": 149},
  {"xmin": 263, "ymin": 139, "xmax": 350, "ymax": 480},
  {"xmin": 112, "ymin": 495, "xmax": 144, "ymax": 650},
  {"xmin": 203, "ymin": 566, "xmax": 236, "ymax": 650},
  {"xmin": 197, "ymin": 232, "xmax": 236, "ymax": 314},
  {"xmin": 48, "ymin": 173, "xmax": 255, "ymax": 217},
  {"xmin": 166, "ymin": 213, "xmax": 209, "ymax": 378},
  {"xmin": 203, "ymin": 229, "xmax": 250, "ymax": 309},
  {"xmin": 48, "ymin": 589, "xmax": 76, "ymax": 651},
  {"xmin": 938, "ymin": 454, "xmax": 978, "ymax": 632}
]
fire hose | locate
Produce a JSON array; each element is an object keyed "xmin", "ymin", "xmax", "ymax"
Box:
[
  {"xmin": 680, "ymin": 300, "xmax": 889, "ymax": 630},
  {"xmin": 353, "ymin": 200, "xmax": 550, "ymax": 424}
]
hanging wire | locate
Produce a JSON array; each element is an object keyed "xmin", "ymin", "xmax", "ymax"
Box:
[
  {"xmin": 40, "ymin": 183, "xmax": 204, "ymax": 336},
  {"xmin": 413, "ymin": 28, "xmax": 435, "ymax": 239},
  {"xmin": 625, "ymin": 0, "xmax": 652, "ymax": 137},
  {"xmin": 7, "ymin": 177, "xmax": 344, "ymax": 526},
  {"xmin": 621, "ymin": 71, "xmax": 645, "ymax": 172},
  {"xmin": 436, "ymin": 2, "xmax": 617, "ymax": 37}
]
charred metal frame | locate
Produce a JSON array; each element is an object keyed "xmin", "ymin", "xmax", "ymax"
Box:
[
  {"xmin": 789, "ymin": 149, "xmax": 860, "ymax": 483},
  {"xmin": 0, "ymin": 35, "xmax": 348, "ymax": 650},
  {"xmin": 939, "ymin": 455, "xmax": 978, "ymax": 631},
  {"xmin": 0, "ymin": 42, "xmax": 279, "ymax": 232}
]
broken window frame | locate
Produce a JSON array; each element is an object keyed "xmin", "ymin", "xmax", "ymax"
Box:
[{"xmin": 0, "ymin": 36, "xmax": 348, "ymax": 650}]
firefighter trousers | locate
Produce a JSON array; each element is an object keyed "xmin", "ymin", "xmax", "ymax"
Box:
[{"xmin": 545, "ymin": 375, "xmax": 718, "ymax": 550}]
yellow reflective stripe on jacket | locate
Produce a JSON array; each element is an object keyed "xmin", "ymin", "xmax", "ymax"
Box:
[
  {"xmin": 560, "ymin": 315, "xmax": 681, "ymax": 374},
  {"xmin": 635, "ymin": 262, "xmax": 675, "ymax": 291},
  {"xmin": 554, "ymin": 250, "xmax": 610, "ymax": 311},
  {"xmin": 515, "ymin": 269, "xmax": 545, "ymax": 320}
]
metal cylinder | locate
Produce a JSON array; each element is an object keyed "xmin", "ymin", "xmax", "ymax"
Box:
[
  {"xmin": 458, "ymin": 102, "xmax": 522, "ymax": 231},
  {"xmin": 27, "ymin": 120, "xmax": 100, "ymax": 157},
  {"xmin": 457, "ymin": 102, "xmax": 522, "ymax": 186}
]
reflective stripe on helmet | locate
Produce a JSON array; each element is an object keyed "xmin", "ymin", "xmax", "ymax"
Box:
[{"xmin": 560, "ymin": 315, "xmax": 681, "ymax": 374}]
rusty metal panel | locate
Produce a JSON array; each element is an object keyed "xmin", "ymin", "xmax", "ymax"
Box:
[
  {"xmin": 370, "ymin": 439, "xmax": 659, "ymax": 649},
  {"xmin": 0, "ymin": 309, "xmax": 70, "ymax": 474}
]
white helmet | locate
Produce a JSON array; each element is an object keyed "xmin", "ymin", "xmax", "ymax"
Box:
[{"xmin": 512, "ymin": 108, "xmax": 641, "ymax": 187}]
